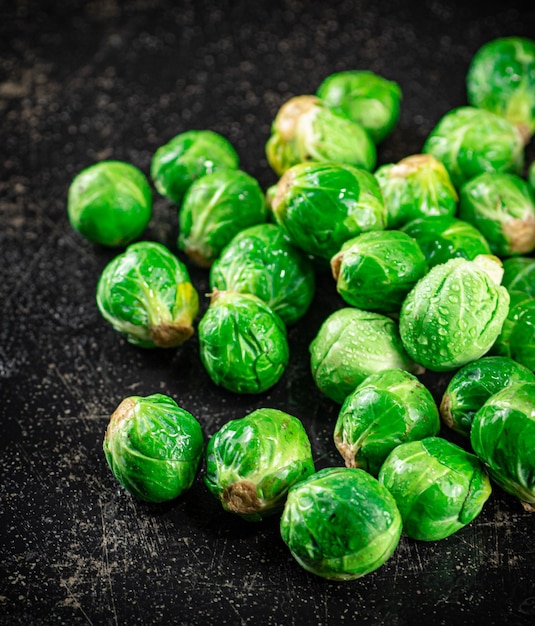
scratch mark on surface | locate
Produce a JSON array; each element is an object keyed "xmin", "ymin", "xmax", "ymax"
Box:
[
  {"xmin": 15, "ymin": 442, "xmax": 47, "ymax": 489},
  {"xmin": 58, "ymin": 579, "xmax": 95, "ymax": 626},
  {"xmin": 181, "ymin": 537, "xmax": 203, "ymax": 568},
  {"xmin": 49, "ymin": 362, "xmax": 94, "ymax": 416},
  {"xmin": 99, "ymin": 496, "xmax": 119, "ymax": 626}
]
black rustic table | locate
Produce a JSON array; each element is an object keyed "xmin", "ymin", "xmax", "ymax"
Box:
[{"xmin": 2, "ymin": 1, "xmax": 535, "ymax": 625}]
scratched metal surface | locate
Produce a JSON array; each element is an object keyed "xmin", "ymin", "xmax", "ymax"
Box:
[{"xmin": 1, "ymin": 1, "xmax": 535, "ymax": 624}]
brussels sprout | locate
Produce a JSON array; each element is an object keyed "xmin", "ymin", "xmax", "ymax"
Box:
[
  {"xmin": 204, "ymin": 408, "xmax": 315, "ymax": 521},
  {"xmin": 96, "ymin": 241, "xmax": 199, "ymax": 348},
  {"xmin": 378, "ymin": 437, "xmax": 492, "ymax": 541},
  {"xmin": 466, "ymin": 37, "xmax": 535, "ymax": 144},
  {"xmin": 271, "ymin": 161, "xmax": 387, "ymax": 261},
  {"xmin": 458, "ymin": 171, "xmax": 535, "ymax": 257},
  {"xmin": 280, "ymin": 467, "xmax": 402, "ymax": 581},
  {"xmin": 374, "ymin": 154, "xmax": 458, "ymax": 228},
  {"xmin": 334, "ymin": 369, "xmax": 440, "ymax": 476},
  {"xmin": 502, "ymin": 256, "xmax": 535, "ymax": 296},
  {"xmin": 470, "ymin": 382, "xmax": 535, "ymax": 509},
  {"xmin": 310, "ymin": 307, "xmax": 420, "ymax": 404},
  {"xmin": 198, "ymin": 290, "xmax": 289, "ymax": 394},
  {"xmin": 422, "ymin": 106, "xmax": 524, "ymax": 188},
  {"xmin": 265, "ymin": 95, "xmax": 376, "ymax": 176},
  {"xmin": 150, "ymin": 129, "xmax": 239, "ymax": 206},
  {"xmin": 399, "ymin": 255, "xmax": 510, "ymax": 371},
  {"xmin": 178, "ymin": 169, "xmax": 268, "ymax": 267},
  {"xmin": 67, "ymin": 160, "xmax": 152, "ymax": 247},
  {"xmin": 209, "ymin": 223, "xmax": 315, "ymax": 325},
  {"xmin": 103, "ymin": 394, "xmax": 204, "ymax": 503},
  {"xmin": 492, "ymin": 296, "xmax": 535, "ymax": 371},
  {"xmin": 316, "ymin": 70, "xmax": 402, "ymax": 144},
  {"xmin": 401, "ymin": 215, "xmax": 492, "ymax": 269},
  {"xmin": 331, "ymin": 230, "xmax": 428, "ymax": 313},
  {"xmin": 440, "ymin": 356, "xmax": 535, "ymax": 438}
]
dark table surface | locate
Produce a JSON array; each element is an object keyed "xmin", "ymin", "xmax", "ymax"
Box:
[{"xmin": 2, "ymin": 1, "xmax": 535, "ymax": 625}]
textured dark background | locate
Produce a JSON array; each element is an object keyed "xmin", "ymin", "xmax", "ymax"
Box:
[{"xmin": 1, "ymin": 1, "xmax": 535, "ymax": 625}]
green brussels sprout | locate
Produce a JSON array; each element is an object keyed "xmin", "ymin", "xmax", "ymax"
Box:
[
  {"xmin": 331, "ymin": 230, "xmax": 428, "ymax": 313},
  {"xmin": 265, "ymin": 95, "xmax": 376, "ymax": 176},
  {"xmin": 316, "ymin": 69, "xmax": 402, "ymax": 144},
  {"xmin": 440, "ymin": 356, "xmax": 535, "ymax": 437},
  {"xmin": 401, "ymin": 215, "xmax": 492, "ymax": 269},
  {"xmin": 466, "ymin": 37, "xmax": 535, "ymax": 144},
  {"xmin": 204, "ymin": 408, "xmax": 315, "ymax": 521},
  {"xmin": 198, "ymin": 290, "xmax": 289, "ymax": 394},
  {"xmin": 103, "ymin": 393, "xmax": 204, "ymax": 503},
  {"xmin": 209, "ymin": 223, "xmax": 315, "ymax": 325},
  {"xmin": 96, "ymin": 241, "xmax": 199, "ymax": 348},
  {"xmin": 374, "ymin": 154, "xmax": 458, "ymax": 229},
  {"xmin": 470, "ymin": 381, "xmax": 535, "ymax": 509},
  {"xmin": 378, "ymin": 437, "xmax": 492, "ymax": 541},
  {"xmin": 67, "ymin": 160, "xmax": 152, "ymax": 247},
  {"xmin": 422, "ymin": 106, "xmax": 524, "ymax": 188},
  {"xmin": 178, "ymin": 169, "xmax": 268, "ymax": 267},
  {"xmin": 271, "ymin": 161, "xmax": 387, "ymax": 261},
  {"xmin": 280, "ymin": 467, "xmax": 402, "ymax": 581},
  {"xmin": 458, "ymin": 171, "xmax": 535, "ymax": 257},
  {"xmin": 334, "ymin": 369, "xmax": 440, "ymax": 476},
  {"xmin": 310, "ymin": 307, "xmax": 421, "ymax": 404},
  {"xmin": 492, "ymin": 296, "xmax": 535, "ymax": 371},
  {"xmin": 399, "ymin": 255, "xmax": 510, "ymax": 371},
  {"xmin": 150, "ymin": 129, "xmax": 239, "ymax": 206}
]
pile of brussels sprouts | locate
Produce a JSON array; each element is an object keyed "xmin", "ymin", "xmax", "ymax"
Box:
[{"xmin": 68, "ymin": 36, "xmax": 535, "ymax": 581}]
